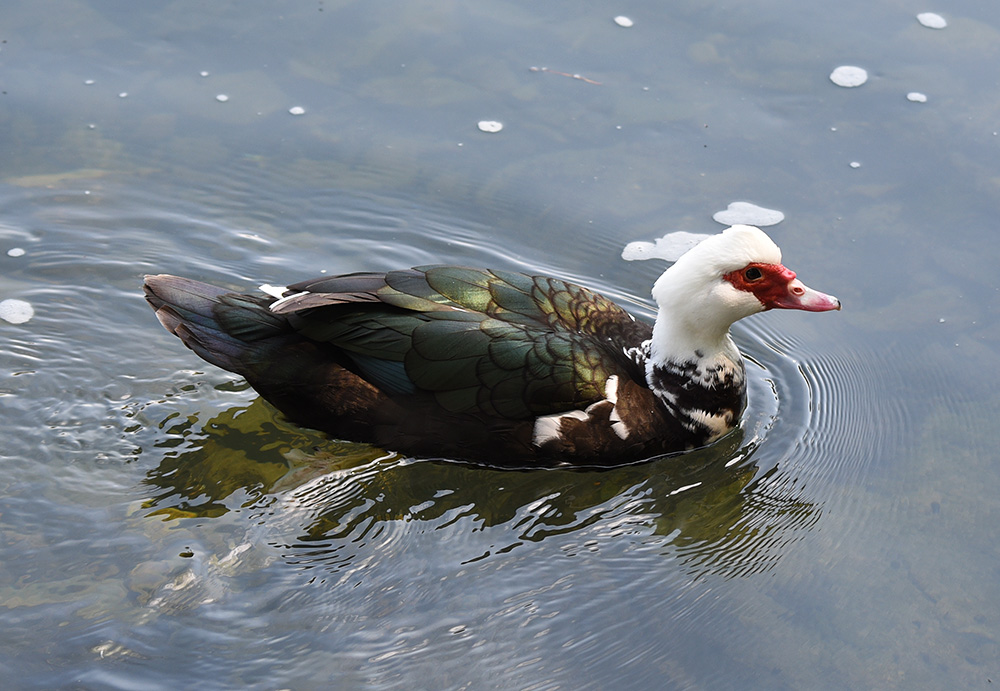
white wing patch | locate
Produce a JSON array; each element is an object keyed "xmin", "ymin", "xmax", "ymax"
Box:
[
  {"xmin": 259, "ymin": 284, "xmax": 289, "ymax": 299},
  {"xmin": 268, "ymin": 290, "xmax": 309, "ymax": 312},
  {"xmin": 600, "ymin": 375, "xmax": 630, "ymax": 440},
  {"xmin": 531, "ymin": 375, "xmax": 630, "ymax": 446},
  {"xmin": 532, "ymin": 409, "xmax": 589, "ymax": 446}
]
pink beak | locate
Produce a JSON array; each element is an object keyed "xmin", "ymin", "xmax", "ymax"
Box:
[{"xmin": 770, "ymin": 278, "xmax": 841, "ymax": 312}]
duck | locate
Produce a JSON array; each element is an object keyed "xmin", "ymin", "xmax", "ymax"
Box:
[{"xmin": 143, "ymin": 224, "xmax": 840, "ymax": 466}]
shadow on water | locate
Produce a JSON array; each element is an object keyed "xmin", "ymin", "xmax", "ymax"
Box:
[{"xmin": 137, "ymin": 393, "xmax": 818, "ymax": 581}]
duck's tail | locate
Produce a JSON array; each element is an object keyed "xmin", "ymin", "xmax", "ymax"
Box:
[
  {"xmin": 143, "ymin": 274, "xmax": 289, "ymax": 375},
  {"xmin": 143, "ymin": 273, "xmax": 391, "ymax": 437}
]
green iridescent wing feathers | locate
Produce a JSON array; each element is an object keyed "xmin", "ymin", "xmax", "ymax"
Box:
[{"xmin": 274, "ymin": 266, "xmax": 650, "ymax": 418}]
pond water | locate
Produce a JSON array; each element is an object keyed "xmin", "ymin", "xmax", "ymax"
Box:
[{"xmin": 2, "ymin": 0, "xmax": 999, "ymax": 688}]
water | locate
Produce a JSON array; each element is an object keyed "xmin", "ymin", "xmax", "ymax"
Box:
[{"xmin": 2, "ymin": 0, "xmax": 999, "ymax": 688}]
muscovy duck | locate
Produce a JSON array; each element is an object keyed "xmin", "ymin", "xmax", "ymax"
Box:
[{"xmin": 144, "ymin": 225, "xmax": 839, "ymax": 465}]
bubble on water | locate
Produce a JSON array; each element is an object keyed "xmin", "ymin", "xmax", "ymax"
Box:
[
  {"xmin": 7, "ymin": 247, "xmax": 25, "ymax": 257},
  {"xmin": 830, "ymin": 66, "xmax": 867, "ymax": 88},
  {"xmin": 622, "ymin": 231, "xmax": 713, "ymax": 262},
  {"xmin": 712, "ymin": 201, "xmax": 785, "ymax": 227},
  {"xmin": 850, "ymin": 161, "xmax": 862, "ymax": 169},
  {"xmin": 215, "ymin": 94, "xmax": 229, "ymax": 102},
  {"xmin": 477, "ymin": 120, "xmax": 503, "ymax": 133},
  {"xmin": 118, "ymin": 92, "xmax": 128, "ymax": 98},
  {"xmin": 200, "ymin": 71, "xmax": 210, "ymax": 77},
  {"xmin": 288, "ymin": 106, "xmax": 306, "ymax": 115},
  {"xmin": 907, "ymin": 92, "xmax": 928, "ymax": 103},
  {"xmin": 84, "ymin": 79, "xmax": 95, "ymax": 85},
  {"xmin": 0, "ymin": 299, "xmax": 34, "ymax": 324},
  {"xmin": 614, "ymin": 16, "xmax": 634, "ymax": 28},
  {"xmin": 917, "ymin": 12, "xmax": 946, "ymax": 29}
]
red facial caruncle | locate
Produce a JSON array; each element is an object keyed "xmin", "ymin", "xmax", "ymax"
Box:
[{"xmin": 724, "ymin": 263, "xmax": 841, "ymax": 312}]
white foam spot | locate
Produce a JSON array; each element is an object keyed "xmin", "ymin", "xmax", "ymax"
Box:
[
  {"xmin": 917, "ymin": 12, "xmax": 946, "ymax": 29},
  {"xmin": 712, "ymin": 201, "xmax": 784, "ymax": 227},
  {"xmin": 118, "ymin": 92, "xmax": 128, "ymax": 98},
  {"xmin": 614, "ymin": 16, "xmax": 634, "ymax": 28},
  {"xmin": 477, "ymin": 120, "xmax": 503, "ymax": 133},
  {"xmin": 289, "ymin": 106, "xmax": 306, "ymax": 115},
  {"xmin": 907, "ymin": 92, "xmax": 928, "ymax": 103},
  {"xmin": 849, "ymin": 161, "xmax": 862, "ymax": 168},
  {"xmin": 830, "ymin": 66, "xmax": 868, "ymax": 88},
  {"xmin": 84, "ymin": 79, "xmax": 95, "ymax": 86},
  {"xmin": 0, "ymin": 299, "xmax": 34, "ymax": 324},
  {"xmin": 215, "ymin": 94, "xmax": 229, "ymax": 102},
  {"xmin": 200, "ymin": 71, "xmax": 210, "ymax": 77},
  {"xmin": 622, "ymin": 231, "xmax": 712, "ymax": 262},
  {"xmin": 7, "ymin": 247, "xmax": 25, "ymax": 257}
]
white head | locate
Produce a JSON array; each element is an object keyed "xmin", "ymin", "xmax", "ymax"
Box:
[{"xmin": 650, "ymin": 225, "xmax": 840, "ymax": 360}]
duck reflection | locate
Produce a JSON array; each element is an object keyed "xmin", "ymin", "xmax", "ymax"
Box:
[{"xmin": 141, "ymin": 398, "xmax": 817, "ymax": 579}]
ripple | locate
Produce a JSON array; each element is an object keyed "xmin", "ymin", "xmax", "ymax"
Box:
[
  {"xmin": 796, "ymin": 348, "xmax": 905, "ymax": 484},
  {"xmin": 51, "ymin": 164, "xmax": 899, "ymax": 645},
  {"xmin": 238, "ymin": 414, "xmax": 819, "ymax": 584},
  {"xmin": 737, "ymin": 318, "xmax": 911, "ymax": 527}
]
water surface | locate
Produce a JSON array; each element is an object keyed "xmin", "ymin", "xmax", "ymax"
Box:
[{"xmin": 1, "ymin": 0, "xmax": 999, "ymax": 688}]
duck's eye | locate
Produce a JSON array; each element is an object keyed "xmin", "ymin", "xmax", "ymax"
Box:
[{"xmin": 744, "ymin": 267, "xmax": 763, "ymax": 281}]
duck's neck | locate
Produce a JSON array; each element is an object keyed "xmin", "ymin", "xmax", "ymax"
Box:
[
  {"xmin": 641, "ymin": 305, "xmax": 747, "ymax": 444},
  {"xmin": 648, "ymin": 303, "xmax": 742, "ymax": 374},
  {"xmin": 646, "ymin": 264, "xmax": 748, "ymax": 381}
]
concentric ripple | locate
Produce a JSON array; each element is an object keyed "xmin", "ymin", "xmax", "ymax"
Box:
[
  {"xmin": 737, "ymin": 318, "xmax": 909, "ymax": 517},
  {"xmin": 114, "ymin": 171, "xmax": 904, "ymax": 664}
]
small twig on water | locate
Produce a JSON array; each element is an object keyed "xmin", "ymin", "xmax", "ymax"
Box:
[{"xmin": 529, "ymin": 66, "xmax": 602, "ymax": 86}]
